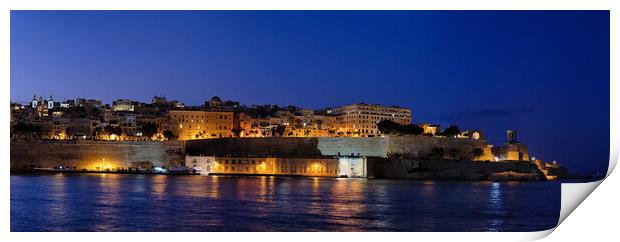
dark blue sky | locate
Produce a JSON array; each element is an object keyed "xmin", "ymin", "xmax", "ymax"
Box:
[{"xmin": 10, "ymin": 11, "xmax": 609, "ymax": 174}]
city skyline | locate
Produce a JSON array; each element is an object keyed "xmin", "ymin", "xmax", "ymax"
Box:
[{"xmin": 10, "ymin": 10, "xmax": 610, "ymax": 174}]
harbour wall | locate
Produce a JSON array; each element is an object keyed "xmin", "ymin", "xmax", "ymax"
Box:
[
  {"xmin": 10, "ymin": 140, "xmax": 185, "ymax": 170},
  {"xmin": 367, "ymin": 159, "xmax": 546, "ymax": 181},
  {"xmin": 10, "ymin": 137, "xmax": 542, "ymax": 181},
  {"xmin": 186, "ymin": 136, "xmax": 493, "ymax": 160}
]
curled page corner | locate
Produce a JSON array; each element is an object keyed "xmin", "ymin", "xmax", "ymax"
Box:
[
  {"xmin": 558, "ymin": 180, "xmax": 604, "ymax": 225},
  {"xmin": 553, "ymin": 137, "xmax": 619, "ymax": 229},
  {"xmin": 521, "ymin": 179, "xmax": 606, "ymax": 241},
  {"xmin": 523, "ymin": 228, "xmax": 556, "ymax": 241}
]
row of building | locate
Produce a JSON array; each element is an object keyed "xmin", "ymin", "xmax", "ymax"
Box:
[
  {"xmin": 11, "ymin": 95, "xmax": 424, "ymax": 141},
  {"xmin": 11, "ymin": 94, "xmax": 541, "ymax": 163}
]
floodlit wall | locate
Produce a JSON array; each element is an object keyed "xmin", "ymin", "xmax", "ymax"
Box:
[
  {"xmin": 185, "ymin": 156, "xmax": 339, "ymax": 177},
  {"xmin": 10, "ymin": 140, "xmax": 185, "ymax": 170},
  {"xmin": 338, "ymin": 157, "xmax": 367, "ymax": 177},
  {"xmin": 317, "ymin": 137, "xmax": 389, "ymax": 157},
  {"xmin": 185, "ymin": 136, "xmax": 493, "ymax": 160}
]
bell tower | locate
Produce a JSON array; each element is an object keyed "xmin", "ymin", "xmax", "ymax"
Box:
[
  {"xmin": 507, "ymin": 130, "xmax": 517, "ymax": 143},
  {"xmin": 31, "ymin": 95, "xmax": 38, "ymax": 108},
  {"xmin": 48, "ymin": 94, "xmax": 54, "ymax": 109}
]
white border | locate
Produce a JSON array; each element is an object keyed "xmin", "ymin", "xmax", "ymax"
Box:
[{"xmin": 1, "ymin": 1, "xmax": 617, "ymax": 242}]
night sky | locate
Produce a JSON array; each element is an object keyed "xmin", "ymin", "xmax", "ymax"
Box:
[{"xmin": 10, "ymin": 11, "xmax": 610, "ymax": 174}]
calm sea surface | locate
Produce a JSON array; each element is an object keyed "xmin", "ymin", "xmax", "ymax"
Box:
[{"xmin": 11, "ymin": 174, "xmax": 561, "ymax": 232}]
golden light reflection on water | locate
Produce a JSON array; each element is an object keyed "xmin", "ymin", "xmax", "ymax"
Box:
[
  {"xmin": 150, "ymin": 175, "xmax": 167, "ymax": 198},
  {"xmin": 259, "ymin": 176, "xmax": 267, "ymax": 198},
  {"xmin": 421, "ymin": 180, "xmax": 435, "ymax": 197},
  {"xmin": 254, "ymin": 176, "xmax": 276, "ymax": 218},
  {"xmin": 48, "ymin": 174, "xmax": 68, "ymax": 226},
  {"xmin": 176, "ymin": 175, "xmax": 222, "ymax": 199},
  {"xmin": 328, "ymin": 179, "xmax": 367, "ymax": 229},
  {"xmin": 95, "ymin": 174, "xmax": 122, "ymax": 231},
  {"xmin": 237, "ymin": 177, "xmax": 249, "ymax": 201},
  {"xmin": 312, "ymin": 178, "xmax": 320, "ymax": 195},
  {"xmin": 306, "ymin": 178, "xmax": 323, "ymax": 216},
  {"xmin": 209, "ymin": 175, "xmax": 220, "ymax": 199}
]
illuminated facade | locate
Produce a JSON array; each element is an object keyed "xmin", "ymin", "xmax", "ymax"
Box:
[
  {"xmin": 282, "ymin": 112, "xmax": 337, "ymax": 137},
  {"xmin": 236, "ymin": 114, "xmax": 279, "ymax": 137},
  {"xmin": 168, "ymin": 110, "xmax": 233, "ymax": 140},
  {"xmin": 112, "ymin": 99, "xmax": 136, "ymax": 112},
  {"xmin": 491, "ymin": 130, "xmax": 530, "ymax": 161},
  {"xmin": 328, "ymin": 103, "xmax": 412, "ymax": 136},
  {"xmin": 185, "ymin": 156, "xmax": 339, "ymax": 177},
  {"xmin": 533, "ymin": 159, "xmax": 568, "ymax": 180},
  {"xmin": 421, "ymin": 123, "xmax": 440, "ymax": 135}
]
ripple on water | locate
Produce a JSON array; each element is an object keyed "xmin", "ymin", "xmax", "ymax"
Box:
[{"xmin": 11, "ymin": 174, "xmax": 561, "ymax": 232}]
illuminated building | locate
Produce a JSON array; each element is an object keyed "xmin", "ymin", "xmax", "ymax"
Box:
[
  {"xmin": 459, "ymin": 130, "xmax": 483, "ymax": 140},
  {"xmin": 65, "ymin": 118, "xmax": 100, "ymax": 138},
  {"xmin": 112, "ymin": 99, "xmax": 136, "ymax": 112},
  {"xmin": 102, "ymin": 111, "xmax": 138, "ymax": 139},
  {"xmin": 207, "ymin": 96, "xmax": 223, "ymax": 110},
  {"xmin": 533, "ymin": 159, "xmax": 568, "ymax": 180},
  {"xmin": 185, "ymin": 156, "xmax": 339, "ymax": 177},
  {"xmin": 168, "ymin": 109, "xmax": 233, "ymax": 140},
  {"xmin": 327, "ymin": 103, "xmax": 412, "ymax": 137},
  {"xmin": 420, "ymin": 123, "xmax": 440, "ymax": 135},
  {"xmin": 491, "ymin": 130, "xmax": 530, "ymax": 161}
]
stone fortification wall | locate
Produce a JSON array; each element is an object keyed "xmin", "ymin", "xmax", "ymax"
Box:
[
  {"xmin": 184, "ymin": 136, "xmax": 492, "ymax": 160},
  {"xmin": 368, "ymin": 158, "xmax": 545, "ymax": 181},
  {"xmin": 318, "ymin": 136, "xmax": 492, "ymax": 160},
  {"xmin": 10, "ymin": 141, "xmax": 185, "ymax": 170},
  {"xmin": 317, "ymin": 137, "xmax": 388, "ymax": 157},
  {"xmin": 387, "ymin": 136, "xmax": 493, "ymax": 160},
  {"xmin": 185, "ymin": 137, "xmax": 324, "ymax": 157}
]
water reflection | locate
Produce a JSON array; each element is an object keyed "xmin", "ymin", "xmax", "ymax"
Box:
[
  {"xmin": 420, "ymin": 180, "xmax": 435, "ymax": 197},
  {"xmin": 208, "ymin": 175, "xmax": 220, "ymax": 199},
  {"xmin": 47, "ymin": 174, "xmax": 68, "ymax": 229},
  {"xmin": 95, "ymin": 174, "xmax": 122, "ymax": 231},
  {"xmin": 183, "ymin": 176, "xmax": 210, "ymax": 198},
  {"xmin": 307, "ymin": 178, "xmax": 323, "ymax": 217},
  {"xmin": 486, "ymin": 182, "xmax": 504, "ymax": 231},
  {"xmin": 368, "ymin": 182, "xmax": 391, "ymax": 229},
  {"xmin": 328, "ymin": 179, "xmax": 367, "ymax": 230},
  {"xmin": 150, "ymin": 175, "xmax": 167, "ymax": 198},
  {"xmin": 11, "ymin": 175, "xmax": 561, "ymax": 232},
  {"xmin": 236, "ymin": 177, "xmax": 249, "ymax": 201}
]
